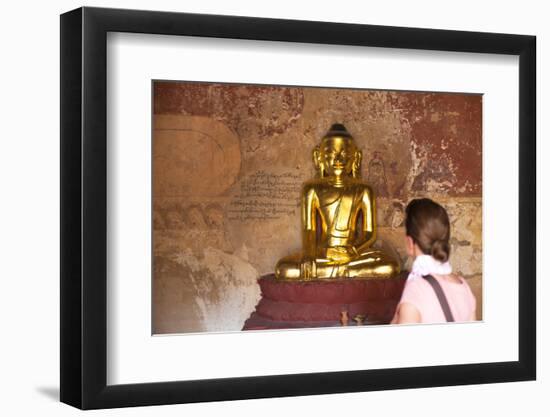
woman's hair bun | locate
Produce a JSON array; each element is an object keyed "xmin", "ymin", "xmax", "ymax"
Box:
[
  {"xmin": 431, "ymin": 239, "xmax": 450, "ymax": 263},
  {"xmin": 405, "ymin": 198, "xmax": 451, "ymax": 263}
]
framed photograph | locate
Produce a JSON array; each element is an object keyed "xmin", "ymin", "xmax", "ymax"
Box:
[{"xmin": 60, "ymin": 6, "xmax": 536, "ymax": 409}]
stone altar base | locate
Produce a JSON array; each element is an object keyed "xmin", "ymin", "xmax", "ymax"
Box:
[{"xmin": 242, "ymin": 273, "xmax": 407, "ymax": 330}]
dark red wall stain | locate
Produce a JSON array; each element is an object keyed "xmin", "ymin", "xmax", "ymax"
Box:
[
  {"xmin": 154, "ymin": 81, "xmax": 304, "ymax": 138},
  {"xmin": 388, "ymin": 92, "xmax": 482, "ymax": 196}
]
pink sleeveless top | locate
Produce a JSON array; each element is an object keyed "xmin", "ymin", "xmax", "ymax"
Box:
[{"xmin": 398, "ymin": 274, "xmax": 476, "ymax": 323}]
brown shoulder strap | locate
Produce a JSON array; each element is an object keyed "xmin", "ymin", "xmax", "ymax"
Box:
[{"xmin": 423, "ymin": 275, "xmax": 455, "ymax": 322}]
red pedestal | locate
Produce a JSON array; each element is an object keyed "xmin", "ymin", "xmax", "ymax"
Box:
[{"xmin": 242, "ymin": 273, "xmax": 406, "ymax": 330}]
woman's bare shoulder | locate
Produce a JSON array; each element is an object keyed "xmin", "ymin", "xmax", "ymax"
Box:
[
  {"xmin": 451, "ymin": 272, "xmax": 464, "ymax": 283},
  {"xmin": 437, "ymin": 273, "xmax": 464, "ymax": 284}
]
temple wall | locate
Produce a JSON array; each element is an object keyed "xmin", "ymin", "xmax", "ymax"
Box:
[{"xmin": 152, "ymin": 82, "xmax": 483, "ymax": 334}]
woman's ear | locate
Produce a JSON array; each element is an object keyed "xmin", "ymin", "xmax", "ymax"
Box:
[{"xmin": 405, "ymin": 235, "xmax": 415, "ymax": 257}]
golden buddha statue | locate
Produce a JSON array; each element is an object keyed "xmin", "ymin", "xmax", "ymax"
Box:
[{"xmin": 275, "ymin": 124, "xmax": 400, "ymax": 280}]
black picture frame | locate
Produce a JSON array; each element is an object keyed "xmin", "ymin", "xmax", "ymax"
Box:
[{"xmin": 60, "ymin": 6, "xmax": 536, "ymax": 410}]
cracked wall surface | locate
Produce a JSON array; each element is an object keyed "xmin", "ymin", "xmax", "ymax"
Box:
[{"xmin": 152, "ymin": 81, "xmax": 483, "ymax": 334}]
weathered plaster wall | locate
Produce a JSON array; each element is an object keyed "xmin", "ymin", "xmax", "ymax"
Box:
[{"xmin": 152, "ymin": 81, "xmax": 483, "ymax": 334}]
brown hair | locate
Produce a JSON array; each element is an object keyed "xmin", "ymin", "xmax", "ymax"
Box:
[{"xmin": 405, "ymin": 198, "xmax": 451, "ymax": 263}]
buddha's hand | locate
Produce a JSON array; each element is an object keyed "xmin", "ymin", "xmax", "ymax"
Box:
[
  {"xmin": 327, "ymin": 246, "xmax": 358, "ymax": 262},
  {"xmin": 339, "ymin": 246, "xmax": 359, "ymax": 258},
  {"xmin": 300, "ymin": 258, "xmax": 317, "ymax": 280}
]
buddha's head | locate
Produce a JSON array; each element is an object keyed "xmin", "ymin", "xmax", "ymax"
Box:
[{"xmin": 313, "ymin": 123, "xmax": 362, "ymax": 179}]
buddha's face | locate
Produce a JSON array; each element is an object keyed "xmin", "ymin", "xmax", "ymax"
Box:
[{"xmin": 319, "ymin": 136, "xmax": 358, "ymax": 177}]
